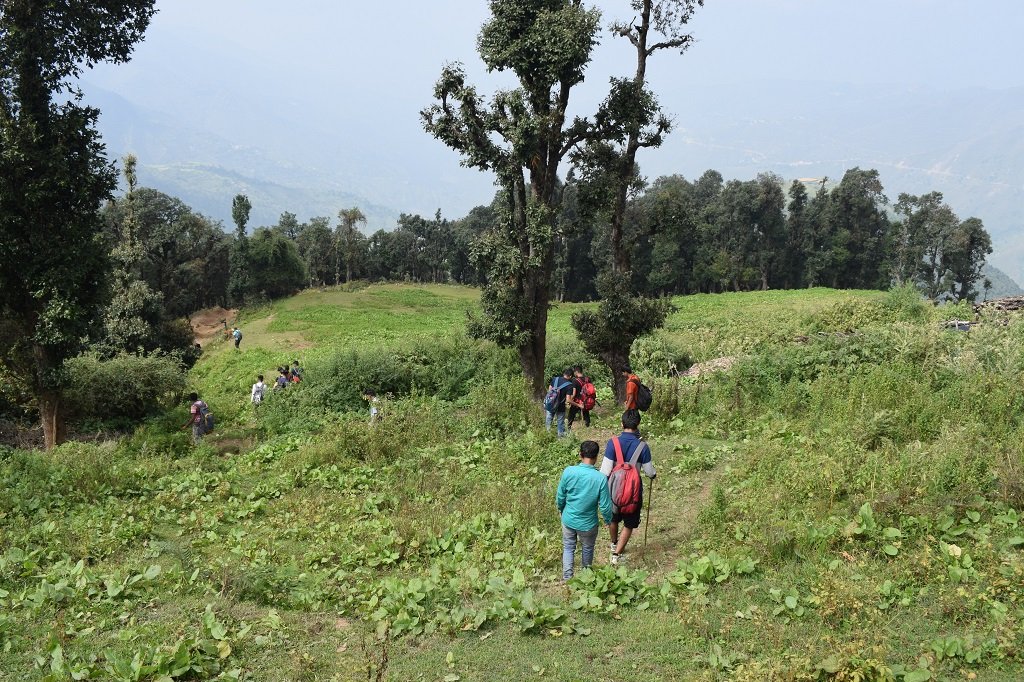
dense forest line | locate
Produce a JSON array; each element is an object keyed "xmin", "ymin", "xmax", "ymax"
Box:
[
  {"xmin": 0, "ymin": 160, "xmax": 995, "ymax": 431},
  {"xmin": 107, "ymin": 165, "xmax": 993, "ymax": 316}
]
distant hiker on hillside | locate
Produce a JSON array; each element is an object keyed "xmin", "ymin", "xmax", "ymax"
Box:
[
  {"xmin": 290, "ymin": 359, "xmax": 303, "ymax": 382},
  {"xmin": 602, "ymin": 409, "xmax": 656, "ymax": 565},
  {"xmin": 544, "ymin": 368, "xmax": 577, "ymax": 438},
  {"xmin": 232, "ymin": 327, "xmax": 243, "ymax": 350},
  {"xmin": 251, "ymin": 374, "xmax": 266, "ymax": 406},
  {"xmin": 364, "ymin": 390, "xmax": 380, "ymax": 423},
  {"xmin": 274, "ymin": 367, "xmax": 289, "ymax": 390},
  {"xmin": 556, "ymin": 440, "xmax": 613, "ymax": 581},
  {"xmin": 182, "ymin": 392, "xmax": 213, "ymax": 444},
  {"xmin": 567, "ymin": 365, "xmax": 596, "ymax": 430}
]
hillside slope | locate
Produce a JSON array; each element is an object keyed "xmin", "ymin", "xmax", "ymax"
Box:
[{"xmin": 2, "ymin": 284, "xmax": 1022, "ymax": 681}]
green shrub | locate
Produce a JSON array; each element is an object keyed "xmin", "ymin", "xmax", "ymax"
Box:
[
  {"xmin": 0, "ymin": 364, "xmax": 33, "ymax": 423},
  {"xmin": 882, "ymin": 282, "xmax": 930, "ymax": 322},
  {"xmin": 807, "ymin": 300, "xmax": 900, "ymax": 334},
  {"xmin": 543, "ymin": 337, "xmax": 606, "ymax": 386},
  {"xmin": 630, "ymin": 335, "xmax": 692, "ymax": 378},
  {"xmin": 64, "ymin": 352, "xmax": 186, "ymax": 426},
  {"xmin": 461, "ymin": 375, "xmax": 537, "ymax": 438},
  {"xmin": 261, "ymin": 336, "xmax": 519, "ymax": 429}
]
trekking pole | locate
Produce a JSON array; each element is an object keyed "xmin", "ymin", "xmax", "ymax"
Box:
[{"xmin": 643, "ymin": 479, "xmax": 654, "ymax": 555}]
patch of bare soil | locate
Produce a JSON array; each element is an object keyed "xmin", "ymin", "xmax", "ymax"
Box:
[
  {"xmin": 211, "ymin": 436, "xmax": 254, "ymax": 457},
  {"xmin": 190, "ymin": 307, "xmax": 238, "ymax": 345},
  {"xmin": 680, "ymin": 356, "xmax": 737, "ymax": 378}
]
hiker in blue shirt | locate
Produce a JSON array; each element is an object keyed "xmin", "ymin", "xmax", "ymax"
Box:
[
  {"xmin": 601, "ymin": 409, "xmax": 657, "ymax": 565},
  {"xmin": 556, "ymin": 440, "xmax": 613, "ymax": 581}
]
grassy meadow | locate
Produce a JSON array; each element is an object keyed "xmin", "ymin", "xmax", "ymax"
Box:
[{"xmin": 2, "ymin": 283, "xmax": 1023, "ymax": 681}]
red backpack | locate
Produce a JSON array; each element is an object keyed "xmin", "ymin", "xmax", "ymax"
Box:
[
  {"xmin": 608, "ymin": 437, "xmax": 643, "ymax": 515},
  {"xmin": 580, "ymin": 378, "xmax": 597, "ymax": 411}
]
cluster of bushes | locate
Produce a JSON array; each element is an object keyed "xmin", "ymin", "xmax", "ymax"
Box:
[
  {"xmin": 258, "ymin": 336, "xmax": 527, "ymax": 432},
  {"xmin": 63, "ymin": 353, "xmax": 189, "ymax": 429}
]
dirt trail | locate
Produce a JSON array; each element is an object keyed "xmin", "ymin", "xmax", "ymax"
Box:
[
  {"xmin": 566, "ymin": 422, "xmax": 734, "ymax": 579},
  {"xmin": 637, "ymin": 454, "xmax": 731, "ymax": 579},
  {"xmin": 190, "ymin": 307, "xmax": 237, "ymax": 345}
]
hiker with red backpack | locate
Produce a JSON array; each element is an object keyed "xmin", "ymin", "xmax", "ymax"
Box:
[
  {"xmin": 601, "ymin": 409, "xmax": 656, "ymax": 565},
  {"xmin": 556, "ymin": 440, "xmax": 613, "ymax": 581},
  {"xmin": 544, "ymin": 368, "xmax": 577, "ymax": 438},
  {"xmin": 567, "ymin": 365, "xmax": 596, "ymax": 430}
]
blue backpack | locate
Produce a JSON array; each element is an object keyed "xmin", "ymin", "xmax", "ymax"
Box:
[{"xmin": 543, "ymin": 378, "xmax": 570, "ymax": 413}]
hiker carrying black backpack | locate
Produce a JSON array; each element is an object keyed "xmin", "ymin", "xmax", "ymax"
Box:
[
  {"xmin": 600, "ymin": 409, "xmax": 656, "ymax": 564},
  {"xmin": 623, "ymin": 364, "xmax": 653, "ymax": 412}
]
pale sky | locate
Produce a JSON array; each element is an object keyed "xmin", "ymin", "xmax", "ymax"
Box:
[{"xmin": 85, "ymin": 0, "xmax": 1024, "ymax": 272}]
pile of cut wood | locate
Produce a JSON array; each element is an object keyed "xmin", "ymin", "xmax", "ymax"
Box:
[{"xmin": 974, "ymin": 296, "xmax": 1024, "ymax": 313}]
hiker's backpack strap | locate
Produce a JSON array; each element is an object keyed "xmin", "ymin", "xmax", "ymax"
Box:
[
  {"xmin": 612, "ymin": 437, "xmax": 624, "ymax": 465},
  {"xmin": 627, "ymin": 440, "xmax": 647, "ymax": 466}
]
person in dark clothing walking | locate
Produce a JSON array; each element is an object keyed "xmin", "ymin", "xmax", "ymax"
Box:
[{"xmin": 544, "ymin": 368, "xmax": 577, "ymax": 438}]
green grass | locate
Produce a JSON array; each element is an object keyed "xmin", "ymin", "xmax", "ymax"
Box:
[{"xmin": 2, "ymin": 282, "xmax": 1023, "ymax": 681}]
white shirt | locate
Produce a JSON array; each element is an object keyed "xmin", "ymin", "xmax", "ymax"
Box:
[{"xmin": 251, "ymin": 381, "xmax": 266, "ymax": 404}]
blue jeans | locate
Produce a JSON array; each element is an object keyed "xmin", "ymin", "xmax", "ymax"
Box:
[
  {"xmin": 562, "ymin": 524, "xmax": 599, "ymax": 581},
  {"xmin": 545, "ymin": 409, "xmax": 566, "ymax": 437}
]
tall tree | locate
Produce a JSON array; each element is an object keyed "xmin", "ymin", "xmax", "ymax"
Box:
[
  {"xmin": 825, "ymin": 168, "xmax": 890, "ymax": 289},
  {"xmin": 274, "ymin": 211, "xmax": 300, "ymax": 240},
  {"xmin": 750, "ymin": 173, "xmax": 787, "ymax": 290},
  {"xmin": 802, "ymin": 178, "xmax": 833, "ymax": 287},
  {"xmin": 0, "ymin": 0, "xmax": 156, "ymax": 449},
  {"xmin": 336, "ymin": 207, "xmax": 367, "ymax": 284},
  {"xmin": 781, "ymin": 180, "xmax": 809, "ymax": 289},
  {"xmin": 101, "ymin": 154, "xmax": 165, "ymax": 354},
  {"xmin": 101, "ymin": 187, "xmax": 231, "ymax": 315},
  {"xmin": 638, "ymin": 175, "xmax": 697, "ymax": 295},
  {"xmin": 890, "ymin": 191, "xmax": 947, "ymax": 287},
  {"xmin": 296, "ymin": 216, "xmax": 334, "ymax": 287},
  {"xmin": 228, "ymin": 193, "xmax": 252, "ymax": 306},
  {"xmin": 422, "ymin": 0, "xmax": 601, "ymax": 396},
  {"xmin": 578, "ymin": 0, "xmax": 703, "ymax": 276},
  {"xmin": 943, "ymin": 217, "xmax": 992, "ymax": 302},
  {"xmin": 247, "ymin": 228, "xmax": 307, "ymax": 299},
  {"xmin": 569, "ymin": 0, "xmax": 702, "ymax": 399}
]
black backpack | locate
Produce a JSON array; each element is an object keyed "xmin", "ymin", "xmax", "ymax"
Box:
[{"xmin": 633, "ymin": 378, "xmax": 653, "ymax": 412}]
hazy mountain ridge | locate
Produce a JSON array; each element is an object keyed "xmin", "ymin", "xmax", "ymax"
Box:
[
  {"xmin": 664, "ymin": 82, "xmax": 1024, "ymax": 280},
  {"xmin": 85, "ymin": 48, "xmax": 1022, "ymax": 279}
]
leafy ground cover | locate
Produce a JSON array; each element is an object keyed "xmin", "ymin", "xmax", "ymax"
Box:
[{"xmin": 2, "ymin": 284, "xmax": 1022, "ymax": 681}]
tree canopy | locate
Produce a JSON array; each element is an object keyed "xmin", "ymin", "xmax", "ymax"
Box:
[{"xmin": 0, "ymin": 0, "xmax": 157, "ymax": 448}]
